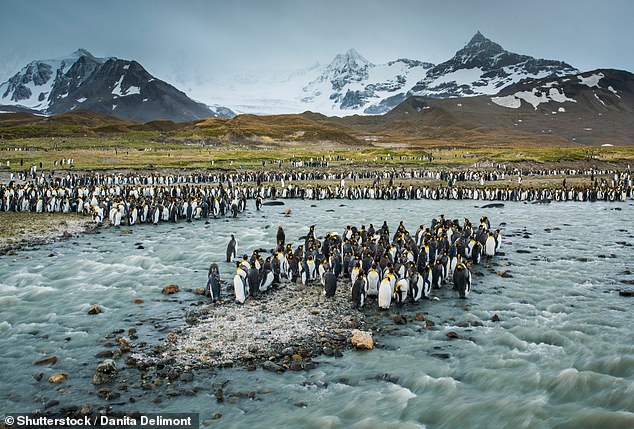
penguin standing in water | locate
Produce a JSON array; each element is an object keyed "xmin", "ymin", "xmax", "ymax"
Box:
[
  {"xmin": 226, "ymin": 234, "xmax": 237, "ymax": 263},
  {"xmin": 378, "ymin": 277, "xmax": 392, "ymax": 310},
  {"xmin": 453, "ymin": 263, "xmax": 471, "ymax": 298},
  {"xmin": 276, "ymin": 226, "xmax": 286, "ymax": 247},
  {"xmin": 485, "ymin": 232, "xmax": 496, "ymax": 258},
  {"xmin": 408, "ymin": 266, "xmax": 424, "ymax": 302},
  {"xmin": 394, "ymin": 278, "xmax": 409, "ymax": 306},
  {"xmin": 207, "ymin": 263, "xmax": 222, "ymax": 303},
  {"xmin": 432, "ymin": 259, "xmax": 444, "ymax": 289},
  {"xmin": 421, "ymin": 264, "xmax": 433, "ymax": 298}
]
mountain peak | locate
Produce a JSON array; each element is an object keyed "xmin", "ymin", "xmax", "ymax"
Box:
[
  {"xmin": 468, "ymin": 31, "xmax": 486, "ymax": 45},
  {"xmin": 461, "ymin": 31, "xmax": 504, "ymax": 56},
  {"xmin": 71, "ymin": 48, "xmax": 94, "ymax": 58},
  {"xmin": 329, "ymin": 48, "xmax": 374, "ymax": 70}
]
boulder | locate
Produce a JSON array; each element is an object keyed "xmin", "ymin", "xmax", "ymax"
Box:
[
  {"xmin": 87, "ymin": 304, "xmax": 103, "ymax": 315},
  {"xmin": 48, "ymin": 373, "xmax": 67, "ymax": 383},
  {"xmin": 162, "ymin": 284, "xmax": 180, "ymax": 294},
  {"xmin": 262, "ymin": 361, "xmax": 284, "ymax": 372},
  {"xmin": 34, "ymin": 356, "xmax": 57, "ymax": 366},
  {"xmin": 351, "ymin": 329, "xmax": 373, "ymax": 350},
  {"xmin": 96, "ymin": 359, "xmax": 117, "ymax": 374}
]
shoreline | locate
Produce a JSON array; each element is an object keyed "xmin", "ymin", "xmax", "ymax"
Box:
[
  {"xmin": 0, "ymin": 212, "xmax": 98, "ymax": 256},
  {"xmin": 141, "ymin": 280, "xmax": 368, "ymax": 372}
]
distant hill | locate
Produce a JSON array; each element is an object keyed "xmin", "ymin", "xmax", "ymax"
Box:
[{"xmin": 0, "ymin": 49, "xmax": 235, "ymax": 122}]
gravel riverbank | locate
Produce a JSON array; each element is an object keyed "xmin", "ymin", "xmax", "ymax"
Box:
[
  {"xmin": 130, "ymin": 280, "xmax": 370, "ymax": 373},
  {"xmin": 0, "ymin": 212, "xmax": 97, "ymax": 255}
]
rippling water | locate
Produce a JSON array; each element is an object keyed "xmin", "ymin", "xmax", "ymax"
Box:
[{"xmin": 1, "ymin": 199, "xmax": 633, "ymax": 428}]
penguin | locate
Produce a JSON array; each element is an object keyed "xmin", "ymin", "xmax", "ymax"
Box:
[
  {"xmin": 306, "ymin": 254, "xmax": 316, "ymax": 281},
  {"xmin": 485, "ymin": 233, "xmax": 496, "ymax": 257},
  {"xmin": 366, "ymin": 265, "xmax": 380, "ymax": 297},
  {"xmin": 330, "ymin": 251, "xmax": 342, "ymax": 278},
  {"xmin": 394, "ymin": 278, "xmax": 409, "ymax": 306},
  {"xmin": 351, "ymin": 275, "xmax": 366, "ymax": 309},
  {"xmin": 350, "ymin": 262, "xmax": 361, "ymax": 289},
  {"xmin": 453, "ymin": 263, "xmax": 471, "ymax": 298},
  {"xmin": 207, "ymin": 263, "xmax": 222, "ymax": 303},
  {"xmin": 409, "ymin": 269, "xmax": 424, "ymax": 302},
  {"xmin": 233, "ymin": 263, "xmax": 248, "ymax": 304},
  {"xmin": 378, "ymin": 277, "xmax": 392, "ymax": 310},
  {"xmin": 324, "ymin": 270, "xmax": 337, "ymax": 297},
  {"xmin": 276, "ymin": 226, "xmax": 286, "ymax": 247},
  {"xmin": 421, "ymin": 264, "xmax": 432, "ymax": 298},
  {"xmin": 299, "ymin": 258, "xmax": 309, "ymax": 285},
  {"xmin": 259, "ymin": 269, "xmax": 274, "ymax": 293},
  {"xmin": 494, "ymin": 229, "xmax": 502, "ymax": 252},
  {"xmin": 247, "ymin": 267, "xmax": 260, "ymax": 298},
  {"xmin": 226, "ymin": 234, "xmax": 237, "ymax": 262},
  {"xmin": 471, "ymin": 241, "xmax": 482, "ymax": 265},
  {"xmin": 318, "ymin": 260, "xmax": 330, "ymax": 286},
  {"xmin": 432, "ymin": 259, "xmax": 444, "ymax": 289}
]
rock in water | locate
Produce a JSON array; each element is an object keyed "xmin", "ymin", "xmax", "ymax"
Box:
[
  {"xmin": 48, "ymin": 373, "xmax": 67, "ymax": 383},
  {"xmin": 87, "ymin": 304, "xmax": 103, "ymax": 314},
  {"xmin": 162, "ymin": 284, "xmax": 180, "ymax": 294},
  {"xmin": 446, "ymin": 331, "xmax": 460, "ymax": 339},
  {"xmin": 263, "ymin": 361, "xmax": 284, "ymax": 372},
  {"xmin": 96, "ymin": 359, "xmax": 117, "ymax": 374},
  {"xmin": 34, "ymin": 356, "xmax": 57, "ymax": 366},
  {"xmin": 351, "ymin": 329, "xmax": 373, "ymax": 350}
]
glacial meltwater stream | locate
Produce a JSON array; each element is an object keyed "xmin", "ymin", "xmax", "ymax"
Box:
[{"xmin": 1, "ymin": 199, "xmax": 633, "ymax": 428}]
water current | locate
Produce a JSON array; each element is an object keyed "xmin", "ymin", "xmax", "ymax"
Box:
[{"xmin": 1, "ymin": 199, "xmax": 633, "ymax": 428}]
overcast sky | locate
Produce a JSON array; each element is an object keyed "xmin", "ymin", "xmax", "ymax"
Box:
[{"xmin": 1, "ymin": 0, "xmax": 632, "ymax": 85}]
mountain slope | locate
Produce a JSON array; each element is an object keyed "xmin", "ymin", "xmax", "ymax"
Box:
[
  {"xmin": 341, "ymin": 68, "xmax": 634, "ymax": 146},
  {"xmin": 0, "ymin": 50, "xmax": 235, "ymax": 122},
  {"xmin": 300, "ymin": 49, "xmax": 434, "ymax": 115},
  {"xmin": 408, "ymin": 31, "xmax": 578, "ymax": 99}
]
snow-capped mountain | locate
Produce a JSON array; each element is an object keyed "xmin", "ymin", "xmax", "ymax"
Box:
[
  {"xmin": 407, "ymin": 31, "xmax": 578, "ymax": 99},
  {"xmin": 174, "ymin": 32, "xmax": 581, "ymax": 116},
  {"xmin": 0, "ymin": 49, "xmax": 234, "ymax": 122},
  {"xmin": 300, "ymin": 49, "xmax": 434, "ymax": 114}
]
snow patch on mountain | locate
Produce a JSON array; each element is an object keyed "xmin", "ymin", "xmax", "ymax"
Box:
[
  {"xmin": 492, "ymin": 80, "xmax": 577, "ymax": 110},
  {"xmin": 579, "ymin": 73, "xmax": 603, "ymax": 88}
]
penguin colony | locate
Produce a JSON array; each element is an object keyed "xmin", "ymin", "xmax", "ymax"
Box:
[
  {"xmin": 211, "ymin": 215, "xmax": 501, "ymax": 308},
  {"xmin": 0, "ymin": 168, "xmax": 631, "ymax": 221},
  {"xmin": 0, "ymin": 180, "xmax": 248, "ymax": 225}
]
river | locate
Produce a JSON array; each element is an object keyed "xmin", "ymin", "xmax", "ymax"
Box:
[{"xmin": 1, "ymin": 199, "xmax": 633, "ymax": 428}]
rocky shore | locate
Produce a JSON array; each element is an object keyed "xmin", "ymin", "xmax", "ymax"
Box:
[
  {"xmin": 128, "ymin": 280, "xmax": 370, "ymax": 374},
  {"xmin": 0, "ymin": 212, "xmax": 97, "ymax": 255}
]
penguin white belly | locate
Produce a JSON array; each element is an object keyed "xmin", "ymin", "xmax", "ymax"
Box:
[
  {"xmin": 260, "ymin": 272, "xmax": 274, "ymax": 292},
  {"xmin": 366, "ymin": 271, "xmax": 379, "ymax": 296},
  {"xmin": 485, "ymin": 237, "xmax": 496, "ymax": 256},
  {"xmin": 378, "ymin": 280, "xmax": 392, "ymax": 309},
  {"xmin": 233, "ymin": 275, "xmax": 246, "ymax": 304}
]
